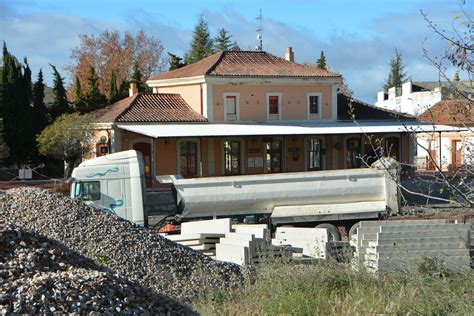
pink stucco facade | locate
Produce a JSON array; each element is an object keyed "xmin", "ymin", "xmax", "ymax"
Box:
[{"xmin": 212, "ymin": 84, "xmax": 333, "ymax": 121}]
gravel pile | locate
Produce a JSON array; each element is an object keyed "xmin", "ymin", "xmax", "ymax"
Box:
[
  {"xmin": 0, "ymin": 187, "xmax": 244, "ymax": 303},
  {"xmin": 0, "ymin": 221, "xmax": 192, "ymax": 314}
]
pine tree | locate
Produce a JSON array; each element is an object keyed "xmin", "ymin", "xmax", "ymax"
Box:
[
  {"xmin": 108, "ymin": 71, "xmax": 121, "ymax": 104},
  {"xmin": 384, "ymin": 49, "xmax": 406, "ymax": 91},
  {"xmin": 49, "ymin": 64, "xmax": 71, "ymax": 121},
  {"xmin": 315, "ymin": 51, "xmax": 327, "ymax": 70},
  {"xmin": 214, "ymin": 28, "xmax": 235, "ymax": 52},
  {"xmin": 184, "ymin": 15, "xmax": 214, "ymax": 64},
  {"xmin": 84, "ymin": 65, "xmax": 107, "ymax": 112},
  {"xmin": 131, "ymin": 61, "xmax": 148, "ymax": 92},
  {"xmin": 168, "ymin": 53, "xmax": 186, "ymax": 71},
  {"xmin": 453, "ymin": 71, "xmax": 460, "ymax": 82},
  {"xmin": 31, "ymin": 69, "xmax": 48, "ymax": 160}
]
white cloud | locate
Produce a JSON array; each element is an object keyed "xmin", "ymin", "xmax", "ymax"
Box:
[{"xmin": 0, "ymin": 2, "xmax": 465, "ymax": 103}]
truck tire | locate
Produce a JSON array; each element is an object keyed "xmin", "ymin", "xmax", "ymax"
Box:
[
  {"xmin": 348, "ymin": 222, "xmax": 360, "ymax": 241},
  {"xmin": 315, "ymin": 223, "xmax": 341, "ymax": 241}
]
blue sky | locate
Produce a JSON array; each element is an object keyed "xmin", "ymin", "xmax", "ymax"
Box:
[{"xmin": 1, "ymin": 0, "xmax": 471, "ymax": 102}]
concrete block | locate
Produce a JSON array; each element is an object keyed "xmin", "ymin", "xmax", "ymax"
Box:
[
  {"xmin": 366, "ymin": 248, "xmax": 469, "ymax": 258},
  {"xmin": 181, "ymin": 218, "xmax": 232, "ymax": 235},
  {"xmin": 377, "ymin": 230, "xmax": 469, "ymax": 240},
  {"xmin": 358, "ymin": 219, "xmax": 446, "ymax": 228},
  {"xmin": 378, "ymin": 224, "xmax": 470, "ymax": 232},
  {"xmin": 373, "ymin": 236, "xmax": 469, "ymax": 246},
  {"xmin": 233, "ymin": 224, "xmax": 269, "ymax": 239},
  {"xmin": 371, "ymin": 242, "xmax": 467, "ymax": 252},
  {"xmin": 215, "ymin": 243, "xmax": 249, "ymax": 265},
  {"xmin": 369, "ymin": 256, "xmax": 471, "ymax": 273},
  {"xmin": 164, "ymin": 233, "xmax": 224, "ymax": 242}
]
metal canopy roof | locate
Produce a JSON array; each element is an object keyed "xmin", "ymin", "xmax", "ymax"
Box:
[{"xmin": 117, "ymin": 121, "xmax": 464, "ymax": 138}]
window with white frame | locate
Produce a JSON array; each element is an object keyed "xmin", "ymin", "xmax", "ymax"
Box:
[
  {"xmin": 306, "ymin": 138, "xmax": 322, "ymax": 171},
  {"xmin": 223, "ymin": 140, "xmax": 241, "ymax": 175},
  {"xmin": 224, "ymin": 93, "xmax": 239, "ymax": 121},
  {"xmin": 307, "ymin": 93, "xmax": 322, "ymax": 119},
  {"xmin": 267, "ymin": 93, "xmax": 281, "ymax": 120}
]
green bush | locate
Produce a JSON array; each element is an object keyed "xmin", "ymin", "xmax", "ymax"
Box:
[{"xmin": 193, "ymin": 262, "xmax": 474, "ymax": 315}]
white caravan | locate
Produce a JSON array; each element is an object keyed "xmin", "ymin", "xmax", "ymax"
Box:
[{"xmin": 70, "ymin": 150, "xmax": 146, "ymax": 226}]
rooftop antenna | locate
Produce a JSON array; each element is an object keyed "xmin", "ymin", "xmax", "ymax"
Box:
[{"xmin": 256, "ymin": 9, "xmax": 263, "ymax": 51}]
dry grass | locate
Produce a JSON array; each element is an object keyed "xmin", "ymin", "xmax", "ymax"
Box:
[{"xmin": 193, "ymin": 261, "xmax": 474, "ymax": 315}]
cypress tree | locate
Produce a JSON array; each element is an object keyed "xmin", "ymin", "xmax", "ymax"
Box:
[
  {"xmin": 184, "ymin": 15, "xmax": 214, "ymax": 64},
  {"xmin": 73, "ymin": 76, "xmax": 87, "ymax": 113},
  {"xmin": 118, "ymin": 79, "xmax": 130, "ymax": 99},
  {"xmin": 315, "ymin": 51, "xmax": 327, "ymax": 70},
  {"xmin": 84, "ymin": 65, "xmax": 107, "ymax": 112},
  {"xmin": 49, "ymin": 64, "xmax": 71, "ymax": 121},
  {"xmin": 31, "ymin": 69, "xmax": 48, "ymax": 161},
  {"xmin": 0, "ymin": 44, "xmax": 34, "ymax": 165},
  {"xmin": 0, "ymin": 118, "xmax": 9, "ymax": 162},
  {"xmin": 1, "ymin": 43, "xmax": 21, "ymax": 164},
  {"xmin": 108, "ymin": 71, "xmax": 120, "ymax": 104},
  {"xmin": 131, "ymin": 61, "xmax": 148, "ymax": 92},
  {"xmin": 19, "ymin": 59, "xmax": 35, "ymax": 163}
]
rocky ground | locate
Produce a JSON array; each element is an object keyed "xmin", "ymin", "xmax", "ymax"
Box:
[
  {"xmin": 0, "ymin": 187, "xmax": 244, "ymax": 312},
  {"xmin": 0, "ymin": 221, "xmax": 193, "ymax": 314}
]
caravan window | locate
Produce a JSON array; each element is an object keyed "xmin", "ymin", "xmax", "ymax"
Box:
[{"xmin": 78, "ymin": 181, "xmax": 101, "ymax": 201}]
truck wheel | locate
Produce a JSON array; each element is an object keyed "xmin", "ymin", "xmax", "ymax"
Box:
[
  {"xmin": 348, "ymin": 222, "xmax": 360, "ymax": 241},
  {"xmin": 315, "ymin": 223, "xmax": 341, "ymax": 241}
]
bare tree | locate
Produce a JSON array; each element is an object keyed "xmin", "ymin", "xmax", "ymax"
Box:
[{"xmin": 67, "ymin": 29, "xmax": 165, "ymax": 99}]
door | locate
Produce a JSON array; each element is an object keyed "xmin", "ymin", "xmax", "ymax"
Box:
[{"xmin": 179, "ymin": 141, "xmax": 198, "ymax": 177}]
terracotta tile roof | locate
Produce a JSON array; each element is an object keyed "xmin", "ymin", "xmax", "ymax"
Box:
[
  {"xmin": 93, "ymin": 93, "xmax": 207, "ymax": 123},
  {"xmin": 149, "ymin": 51, "xmax": 340, "ymax": 80},
  {"xmin": 337, "ymin": 94, "xmax": 415, "ymax": 121},
  {"xmin": 417, "ymin": 99, "xmax": 473, "ymax": 126},
  {"xmin": 94, "ymin": 94, "xmax": 138, "ymax": 123}
]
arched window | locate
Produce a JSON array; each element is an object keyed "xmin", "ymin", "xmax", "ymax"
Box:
[
  {"xmin": 306, "ymin": 138, "xmax": 322, "ymax": 171},
  {"xmin": 224, "ymin": 140, "xmax": 241, "ymax": 175},
  {"xmin": 346, "ymin": 138, "xmax": 362, "ymax": 168},
  {"xmin": 179, "ymin": 140, "xmax": 198, "ymax": 177}
]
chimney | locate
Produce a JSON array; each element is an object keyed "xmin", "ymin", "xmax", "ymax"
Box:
[
  {"xmin": 129, "ymin": 82, "xmax": 138, "ymax": 97},
  {"xmin": 285, "ymin": 47, "xmax": 294, "ymax": 62}
]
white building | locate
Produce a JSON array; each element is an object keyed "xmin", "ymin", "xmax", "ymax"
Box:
[{"xmin": 375, "ymin": 81, "xmax": 442, "ymax": 117}]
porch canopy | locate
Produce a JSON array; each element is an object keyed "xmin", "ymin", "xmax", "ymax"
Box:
[{"xmin": 117, "ymin": 121, "xmax": 464, "ymax": 138}]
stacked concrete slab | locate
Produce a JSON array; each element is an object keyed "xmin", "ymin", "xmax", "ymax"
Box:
[
  {"xmin": 351, "ymin": 220, "xmax": 471, "ymax": 273},
  {"xmin": 272, "ymin": 227, "xmax": 329, "ymax": 259},
  {"xmin": 162, "ymin": 218, "xmax": 232, "ymax": 258}
]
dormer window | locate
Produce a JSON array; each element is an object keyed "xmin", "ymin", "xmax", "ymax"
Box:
[
  {"xmin": 307, "ymin": 93, "xmax": 322, "ymax": 120},
  {"xmin": 267, "ymin": 93, "xmax": 282, "ymax": 120},
  {"xmin": 224, "ymin": 93, "xmax": 239, "ymax": 121}
]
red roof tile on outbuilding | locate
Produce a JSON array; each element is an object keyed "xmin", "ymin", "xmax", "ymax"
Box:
[
  {"xmin": 93, "ymin": 93, "xmax": 207, "ymax": 123},
  {"xmin": 417, "ymin": 99, "xmax": 473, "ymax": 126}
]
